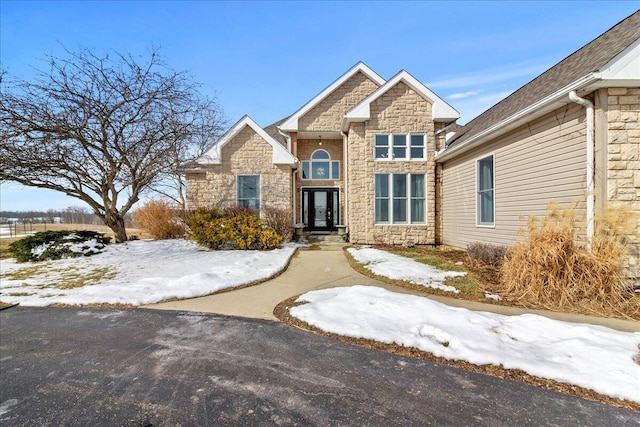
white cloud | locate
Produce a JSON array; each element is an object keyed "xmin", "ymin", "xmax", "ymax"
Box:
[
  {"xmin": 426, "ymin": 62, "xmax": 546, "ymax": 90},
  {"xmin": 447, "ymin": 90, "xmax": 482, "ymax": 100}
]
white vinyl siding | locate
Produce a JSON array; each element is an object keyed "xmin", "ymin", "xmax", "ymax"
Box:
[{"xmin": 441, "ymin": 103, "xmax": 587, "ymax": 249}]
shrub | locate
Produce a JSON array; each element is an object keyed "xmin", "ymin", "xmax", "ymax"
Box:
[
  {"xmin": 132, "ymin": 199, "xmax": 185, "ymax": 240},
  {"xmin": 501, "ymin": 203, "xmax": 640, "ymax": 318},
  {"xmin": 263, "ymin": 206, "xmax": 293, "ymax": 243},
  {"xmin": 188, "ymin": 207, "xmax": 282, "ymax": 250},
  {"xmin": 9, "ymin": 230, "xmax": 111, "ymax": 262},
  {"xmin": 467, "ymin": 242, "xmax": 507, "ymax": 267}
]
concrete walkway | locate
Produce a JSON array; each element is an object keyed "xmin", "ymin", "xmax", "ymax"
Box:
[{"xmin": 146, "ymin": 241, "xmax": 640, "ymax": 333}]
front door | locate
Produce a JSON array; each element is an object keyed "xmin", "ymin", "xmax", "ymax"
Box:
[{"xmin": 302, "ymin": 188, "xmax": 339, "ymax": 231}]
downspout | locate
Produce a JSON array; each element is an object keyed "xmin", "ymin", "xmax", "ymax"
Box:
[
  {"xmin": 569, "ymin": 91, "xmax": 595, "ymax": 249},
  {"xmin": 341, "ymin": 131, "xmax": 349, "ymax": 227},
  {"xmin": 278, "ymin": 126, "xmax": 297, "ymax": 226},
  {"xmin": 292, "ymin": 169, "xmax": 297, "ymax": 226}
]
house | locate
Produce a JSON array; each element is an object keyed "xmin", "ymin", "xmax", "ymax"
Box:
[
  {"xmin": 185, "ymin": 62, "xmax": 459, "ymax": 246},
  {"xmin": 185, "ymin": 11, "xmax": 639, "ymax": 273}
]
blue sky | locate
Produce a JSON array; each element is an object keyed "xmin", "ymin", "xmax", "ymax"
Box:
[{"xmin": 1, "ymin": 1, "xmax": 638, "ymax": 212}]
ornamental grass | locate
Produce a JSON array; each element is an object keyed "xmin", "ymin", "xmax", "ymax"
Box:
[{"xmin": 501, "ymin": 203, "xmax": 640, "ymax": 319}]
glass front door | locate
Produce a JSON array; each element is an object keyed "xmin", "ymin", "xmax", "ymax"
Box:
[{"xmin": 302, "ymin": 188, "xmax": 339, "ymax": 231}]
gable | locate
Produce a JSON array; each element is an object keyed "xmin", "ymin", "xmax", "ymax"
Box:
[
  {"xmin": 279, "ymin": 62, "xmax": 385, "ymax": 133},
  {"xmin": 198, "ymin": 115, "xmax": 297, "ymax": 166},
  {"xmin": 342, "ymin": 70, "xmax": 459, "ymax": 132},
  {"xmin": 298, "ymin": 71, "xmax": 381, "ymax": 133}
]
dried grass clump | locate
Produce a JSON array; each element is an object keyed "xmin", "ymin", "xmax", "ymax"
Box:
[
  {"xmin": 263, "ymin": 206, "xmax": 293, "ymax": 243},
  {"xmin": 501, "ymin": 204, "xmax": 640, "ymax": 319},
  {"xmin": 132, "ymin": 199, "xmax": 185, "ymax": 240},
  {"xmin": 467, "ymin": 242, "xmax": 507, "ymax": 267}
]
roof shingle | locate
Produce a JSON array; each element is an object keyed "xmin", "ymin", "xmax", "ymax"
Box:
[{"xmin": 449, "ymin": 10, "xmax": 640, "ymax": 147}]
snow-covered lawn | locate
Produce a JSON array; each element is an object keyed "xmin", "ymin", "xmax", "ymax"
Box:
[
  {"xmin": 0, "ymin": 239, "xmax": 296, "ymax": 306},
  {"xmin": 347, "ymin": 246, "xmax": 466, "ymax": 293},
  {"xmin": 290, "ymin": 285, "xmax": 640, "ymax": 403}
]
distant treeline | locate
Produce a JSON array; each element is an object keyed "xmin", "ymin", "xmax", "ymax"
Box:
[{"xmin": 0, "ymin": 206, "xmax": 130, "ymax": 225}]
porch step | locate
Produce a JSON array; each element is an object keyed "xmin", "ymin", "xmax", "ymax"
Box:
[{"xmin": 296, "ymin": 233, "xmax": 347, "ymax": 249}]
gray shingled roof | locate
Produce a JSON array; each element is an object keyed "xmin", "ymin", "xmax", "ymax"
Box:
[
  {"xmin": 448, "ymin": 10, "xmax": 640, "ymax": 147},
  {"xmin": 263, "ymin": 117, "xmax": 290, "ymax": 147}
]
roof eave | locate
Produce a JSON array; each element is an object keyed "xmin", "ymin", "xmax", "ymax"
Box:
[{"xmin": 435, "ymin": 73, "xmax": 601, "ymax": 163}]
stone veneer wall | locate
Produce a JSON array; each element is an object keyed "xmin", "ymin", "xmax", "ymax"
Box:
[
  {"xmin": 347, "ymin": 82, "xmax": 435, "ymax": 245},
  {"xmin": 299, "ymin": 71, "xmax": 380, "ymax": 132},
  {"xmin": 607, "ymin": 87, "xmax": 640, "ymax": 279},
  {"xmin": 186, "ymin": 126, "xmax": 291, "ymax": 212}
]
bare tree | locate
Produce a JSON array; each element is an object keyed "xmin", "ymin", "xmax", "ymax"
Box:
[
  {"xmin": 148, "ymin": 102, "xmax": 226, "ymax": 210},
  {"xmin": 0, "ymin": 48, "xmax": 224, "ymax": 242}
]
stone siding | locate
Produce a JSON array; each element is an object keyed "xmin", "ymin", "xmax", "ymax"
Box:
[
  {"xmin": 186, "ymin": 126, "xmax": 291, "ymax": 213},
  {"xmin": 607, "ymin": 87, "xmax": 640, "ymax": 278},
  {"xmin": 347, "ymin": 82, "xmax": 436, "ymax": 245},
  {"xmin": 299, "ymin": 71, "xmax": 379, "ymax": 132}
]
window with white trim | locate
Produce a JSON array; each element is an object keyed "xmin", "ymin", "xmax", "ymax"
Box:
[
  {"xmin": 477, "ymin": 155, "xmax": 494, "ymax": 226},
  {"xmin": 301, "ymin": 149, "xmax": 340, "ymax": 180},
  {"xmin": 374, "ymin": 173, "xmax": 426, "ymax": 224},
  {"xmin": 375, "ymin": 134, "xmax": 425, "ymax": 160},
  {"xmin": 237, "ymin": 175, "xmax": 260, "ymax": 211}
]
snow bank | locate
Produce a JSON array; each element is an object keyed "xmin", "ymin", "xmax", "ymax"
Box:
[
  {"xmin": 347, "ymin": 247, "xmax": 465, "ymax": 293},
  {"xmin": 291, "ymin": 285, "xmax": 640, "ymax": 403},
  {"xmin": 0, "ymin": 239, "xmax": 297, "ymax": 306}
]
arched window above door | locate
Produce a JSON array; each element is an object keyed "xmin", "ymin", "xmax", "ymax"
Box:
[{"xmin": 301, "ymin": 149, "xmax": 340, "ymax": 180}]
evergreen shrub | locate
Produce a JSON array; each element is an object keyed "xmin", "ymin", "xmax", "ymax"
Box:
[
  {"xmin": 9, "ymin": 230, "xmax": 111, "ymax": 262},
  {"xmin": 188, "ymin": 207, "xmax": 283, "ymax": 250}
]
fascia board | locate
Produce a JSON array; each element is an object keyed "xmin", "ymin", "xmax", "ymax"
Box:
[
  {"xmin": 279, "ymin": 62, "xmax": 385, "ymax": 131},
  {"xmin": 435, "ymin": 73, "xmax": 600, "ymax": 163}
]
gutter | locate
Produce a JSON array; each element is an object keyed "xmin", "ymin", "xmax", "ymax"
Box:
[
  {"xmin": 435, "ymin": 73, "xmax": 601, "ymax": 162},
  {"xmin": 568, "ymin": 90, "xmax": 595, "ymax": 249},
  {"xmin": 277, "ymin": 126, "xmax": 292, "ymax": 153}
]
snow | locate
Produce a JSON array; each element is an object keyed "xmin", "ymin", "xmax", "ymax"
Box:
[
  {"xmin": 0, "ymin": 239, "xmax": 297, "ymax": 306},
  {"xmin": 290, "ymin": 285, "xmax": 640, "ymax": 403},
  {"xmin": 2, "ymin": 239, "xmax": 638, "ymax": 403},
  {"xmin": 347, "ymin": 246, "xmax": 466, "ymax": 293}
]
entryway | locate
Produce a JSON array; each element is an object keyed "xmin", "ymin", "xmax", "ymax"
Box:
[{"xmin": 302, "ymin": 188, "xmax": 339, "ymax": 231}]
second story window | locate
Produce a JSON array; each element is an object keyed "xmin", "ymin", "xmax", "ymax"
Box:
[
  {"xmin": 375, "ymin": 134, "xmax": 425, "ymax": 160},
  {"xmin": 301, "ymin": 149, "xmax": 340, "ymax": 180}
]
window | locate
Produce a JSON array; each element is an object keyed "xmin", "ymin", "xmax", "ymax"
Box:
[
  {"xmin": 375, "ymin": 134, "xmax": 425, "ymax": 160},
  {"xmin": 301, "ymin": 149, "xmax": 340, "ymax": 180},
  {"xmin": 477, "ymin": 155, "xmax": 494, "ymax": 226},
  {"xmin": 374, "ymin": 173, "xmax": 426, "ymax": 224},
  {"xmin": 237, "ymin": 175, "xmax": 260, "ymax": 211}
]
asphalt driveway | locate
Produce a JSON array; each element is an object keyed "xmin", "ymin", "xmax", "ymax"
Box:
[{"xmin": 1, "ymin": 307, "xmax": 638, "ymax": 426}]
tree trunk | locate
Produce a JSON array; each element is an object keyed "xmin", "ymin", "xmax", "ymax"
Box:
[{"xmin": 105, "ymin": 214, "xmax": 128, "ymax": 243}]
